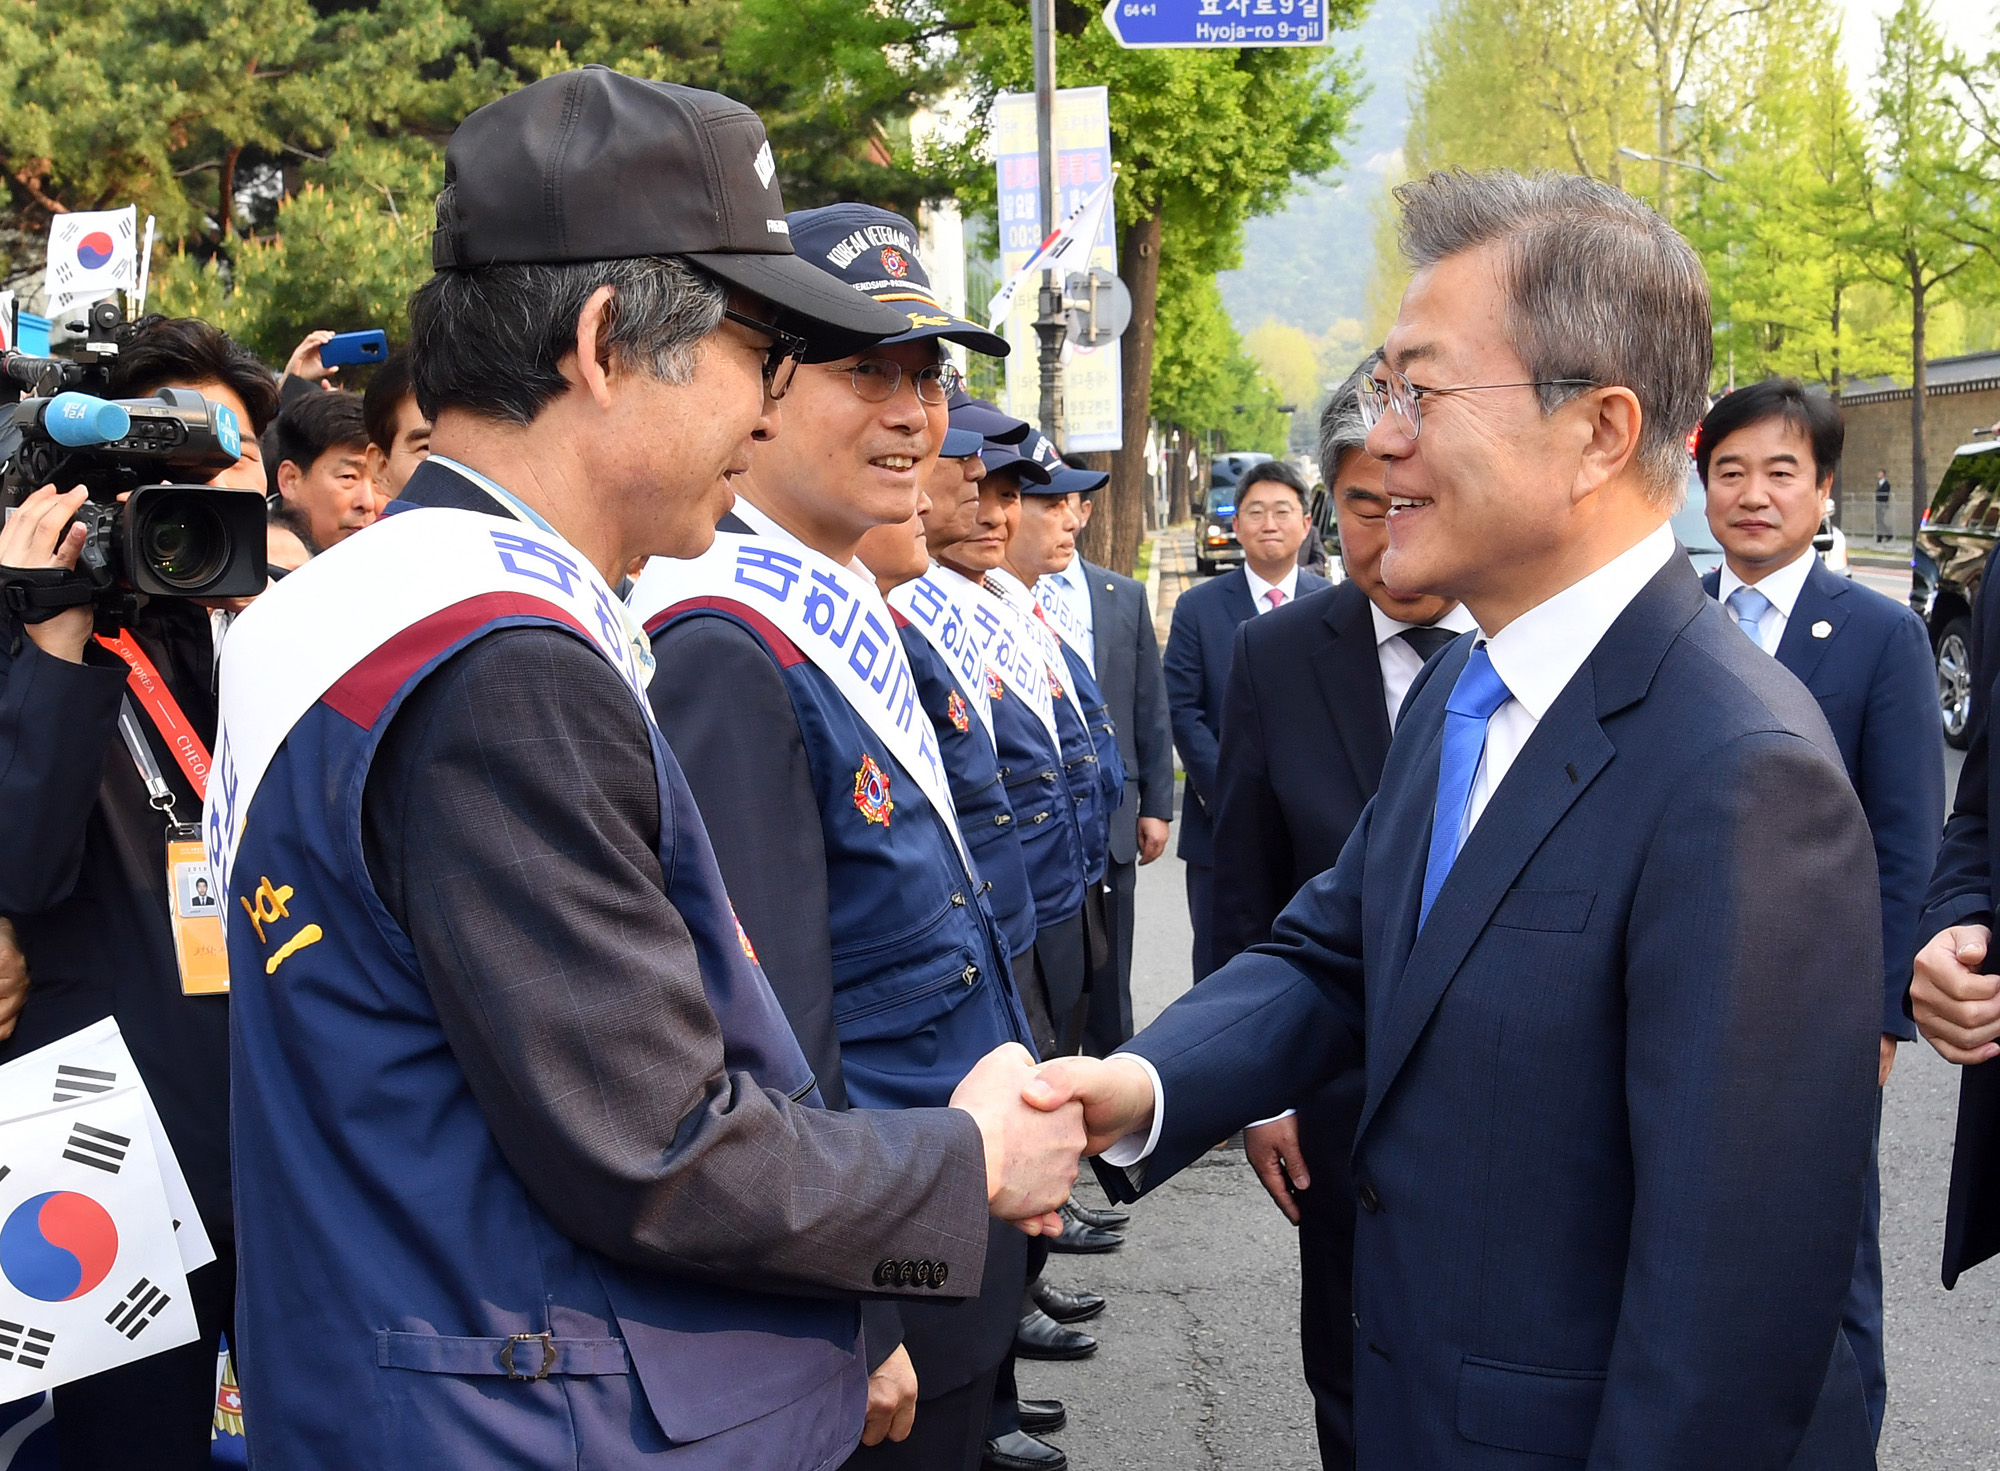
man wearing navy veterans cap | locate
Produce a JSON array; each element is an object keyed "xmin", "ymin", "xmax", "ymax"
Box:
[
  {"xmin": 631, "ymin": 204, "xmax": 1046, "ymax": 1471},
  {"xmin": 211, "ymin": 71, "xmax": 1083, "ymax": 1471}
]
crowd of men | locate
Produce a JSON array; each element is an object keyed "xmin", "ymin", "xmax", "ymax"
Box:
[{"xmin": 2, "ymin": 56, "xmax": 1999, "ymax": 1471}]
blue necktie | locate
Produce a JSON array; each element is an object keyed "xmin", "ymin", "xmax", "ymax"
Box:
[
  {"xmin": 1726, "ymin": 585, "xmax": 1771, "ymax": 649},
  {"xmin": 1419, "ymin": 646, "xmax": 1513, "ymax": 928}
]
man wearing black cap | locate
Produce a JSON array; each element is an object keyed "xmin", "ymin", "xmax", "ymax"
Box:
[
  {"xmin": 212, "ymin": 70, "xmax": 1082, "ymax": 1471},
  {"xmin": 632, "ymin": 204, "xmax": 1044, "ymax": 1471}
]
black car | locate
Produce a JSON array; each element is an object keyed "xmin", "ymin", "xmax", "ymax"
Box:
[{"xmin": 1911, "ymin": 436, "xmax": 2000, "ymax": 748}]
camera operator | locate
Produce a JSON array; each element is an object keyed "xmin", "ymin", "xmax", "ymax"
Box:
[{"xmin": 0, "ymin": 313, "xmax": 279, "ymax": 1471}]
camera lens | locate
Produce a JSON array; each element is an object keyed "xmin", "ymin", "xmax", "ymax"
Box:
[{"xmin": 135, "ymin": 492, "xmax": 228, "ymax": 591}]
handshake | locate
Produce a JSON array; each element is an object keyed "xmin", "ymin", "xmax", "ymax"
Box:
[{"xmin": 948, "ymin": 1044, "xmax": 1162, "ymax": 1234}]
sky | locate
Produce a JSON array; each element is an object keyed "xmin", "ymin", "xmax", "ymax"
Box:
[{"xmin": 1839, "ymin": 0, "xmax": 1993, "ymax": 92}]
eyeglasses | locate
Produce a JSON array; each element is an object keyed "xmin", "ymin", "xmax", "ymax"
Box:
[
  {"xmin": 826, "ymin": 357, "xmax": 964, "ymax": 406},
  {"xmin": 1357, "ymin": 369, "xmax": 1601, "ymax": 440},
  {"xmin": 721, "ymin": 308, "xmax": 809, "ymax": 402}
]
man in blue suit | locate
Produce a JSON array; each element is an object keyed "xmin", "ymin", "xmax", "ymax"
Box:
[
  {"xmin": 1164, "ymin": 460, "xmax": 1329, "ymax": 980},
  {"xmin": 1696, "ymin": 378, "xmax": 1943, "ymax": 1445},
  {"xmin": 1029, "ymin": 169, "xmax": 1882, "ymax": 1467}
]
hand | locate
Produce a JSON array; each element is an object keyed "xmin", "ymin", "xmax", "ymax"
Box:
[
  {"xmin": 859, "ymin": 1344, "xmax": 917, "ymax": 1445},
  {"xmin": 1023, "ymin": 1053, "xmax": 1156, "ymax": 1157},
  {"xmin": 1879, "ymin": 1034, "xmax": 1898, "ymax": 1088},
  {"xmin": 0, "ymin": 920, "xmax": 27, "ymax": 1043},
  {"xmin": 1137, "ymin": 816, "xmax": 1170, "ymax": 865},
  {"xmin": 950, "ymin": 1043, "xmax": 1082, "ymax": 1235},
  {"xmin": 1912, "ymin": 924, "xmax": 2000, "ymax": 1064},
  {"xmin": 1244, "ymin": 1115, "xmax": 1307, "ymax": 1224},
  {"xmin": 0, "ymin": 485, "xmax": 93, "ymax": 662},
  {"xmin": 283, "ymin": 329, "xmax": 338, "ymax": 385}
]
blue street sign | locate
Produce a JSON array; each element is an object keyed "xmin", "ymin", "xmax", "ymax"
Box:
[{"xmin": 1100, "ymin": 0, "xmax": 1330, "ymax": 47}]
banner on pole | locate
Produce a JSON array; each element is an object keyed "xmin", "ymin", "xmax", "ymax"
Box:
[{"xmin": 991, "ymin": 87, "xmax": 1123, "ymax": 453}]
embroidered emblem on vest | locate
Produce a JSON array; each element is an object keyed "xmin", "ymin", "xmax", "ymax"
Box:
[
  {"xmin": 1047, "ymin": 669, "xmax": 1065, "ymax": 702},
  {"xmin": 986, "ymin": 668, "xmax": 1005, "ymax": 701},
  {"xmin": 853, "ymin": 754, "xmax": 894, "ymax": 826},
  {"xmin": 946, "ymin": 690, "xmax": 971, "ymax": 733}
]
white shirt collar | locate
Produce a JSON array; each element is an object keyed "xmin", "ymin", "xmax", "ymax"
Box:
[
  {"xmin": 1480, "ymin": 521, "xmax": 1678, "ymax": 721},
  {"xmin": 1368, "ymin": 599, "xmax": 1480, "ymax": 647},
  {"xmin": 1716, "ymin": 544, "xmax": 1816, "ymax": 620},
  {"xmin": 1244, "ymin": 562, "xmax": 1300, "ymax": 610}
]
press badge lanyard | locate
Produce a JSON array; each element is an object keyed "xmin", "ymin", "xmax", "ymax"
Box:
[{"xmin": 97, "ymin": 632, "xmax": 231, "ymax": 995}]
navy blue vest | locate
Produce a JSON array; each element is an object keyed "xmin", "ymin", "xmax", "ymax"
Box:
[
  {"xmin": 650, "ymin": 602, "xmax": 1031, "ymax": 1110},
  {"xmin": 1056, "ymin": 643, "xmax": 1126, "ymax": 886},
  {"xmin": 984, "ymin": 671, "xmax": 1088, "ymax": 931},
  {"xmin": 227, "ymin": 599, "xmax": 864, "ymax": 1468},
  {"xmin": 896, "ymin": 619, "xmax": 1038, "ymax": 960}
]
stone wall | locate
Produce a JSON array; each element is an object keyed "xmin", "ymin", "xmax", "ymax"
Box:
[{"xmin": 1837, "ymin": 383, "xmax": 2000, "ymax": 540}]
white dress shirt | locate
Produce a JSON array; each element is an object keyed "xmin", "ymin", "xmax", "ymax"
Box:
[
  {"xmin": 1714, "ymin": 546, "xmax": 1816, "ymax": 656},
  {"xmin": 1370, "ymin": 602, "xmax": 1482, "ymax": 732},
  {"xmin": 1103, "ymin": 520, "xmax": 1680, "ymax": 1167},
  {"xmin": 1244, "ymin": 563, "xmax": 1300, "ymax": 613}
]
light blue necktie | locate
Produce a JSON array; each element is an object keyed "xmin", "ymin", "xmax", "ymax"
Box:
[
  {"xmin": 1419, "ymin": 646, "xmax": 1513, "ymax": 928},
  {"xmin": 1726, "ymin": 585, "xmax": 1772, "ymax": 649}
]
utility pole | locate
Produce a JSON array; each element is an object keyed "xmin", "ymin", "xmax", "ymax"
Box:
[{"xmin": 1031, "ymin": 0, "xmax": 1065, "ymax": 448}]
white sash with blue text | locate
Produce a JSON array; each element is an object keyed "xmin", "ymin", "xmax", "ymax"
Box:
[
  {"xmin": 986, "ymin": 566, "xmax": 1074, "ymax": 707},
  {"xmin": 1034, "ymin": 570, "xmax": 1096, "ymax": 676},
  {"xmin": 628, "ymin": 502, "xmax": 973, "ymax": 877},
  {"xmin": 886, "ymin": 564, "xmax": 995, "ymax": 747},
  {"xmin": 929, "ymin": 564, "xmax": 1059, "ymax": 744},
  {"xmin": 202, "ymin": 505, "xmax": 652, "ymax": 921}
]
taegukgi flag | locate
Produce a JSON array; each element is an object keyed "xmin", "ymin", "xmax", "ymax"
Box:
[
  {"xmin": 0, "ymin": 1025, "xmax": 198, "ymax": 1396},
  {"xmin": 44, "ymin": 208, "xmax": 138, "ymax": 316}
]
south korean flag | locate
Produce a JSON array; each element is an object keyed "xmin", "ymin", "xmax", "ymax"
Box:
[
  {"xmin": 0, "ymin": 1026, "xmax": 199, "ymax": 1395},
  {"xmin": 43, "ymin": 207, "xmax": 138, "ymax": 318}
]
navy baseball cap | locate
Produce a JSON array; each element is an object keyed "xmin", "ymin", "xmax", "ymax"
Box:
[
  {"xmin": 940, "ymin": 426, "xmax": 985, "ymax": 459},
  {"xmin": 1051, "ymin": 457, "xmax": 1109, "ymax": 496},
  {"xmin": 788, "ymin": 204, "xmax": 1010, "ymax": 357},
  {"xmin": 1015, "ymin": 428, "xmax": 1068, "ymax": 495},
  {"xmin": 432, "ymin": 67, "xmax": 908, "ymax": 342},
  {"xmin": 948, "ymin": 393, "xmax": 1031, "ymax": 446}
]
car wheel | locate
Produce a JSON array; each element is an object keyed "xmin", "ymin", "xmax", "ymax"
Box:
[
  {"xmin": 1195, "ymin": 557, "xmax": 1215, "ymax": 577},
  {"xmin": 1938, "ymin": 617, "xmax": 1973, "ymax": 750}
]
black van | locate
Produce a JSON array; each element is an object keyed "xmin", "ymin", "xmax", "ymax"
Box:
[{"xmin": 1912, "ymin": 436, "xmax": 2000, "ymax": 748}]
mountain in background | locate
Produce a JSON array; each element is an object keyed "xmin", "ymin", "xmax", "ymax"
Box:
[{"xmin": 1218, "ymin": 0, "xmax": 1438, "ymax": 341}]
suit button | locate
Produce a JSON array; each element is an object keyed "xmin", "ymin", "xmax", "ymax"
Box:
[
  {"xmin": 913, "ymin": 1260, "xmax": 933, "ymax": 1287},
  {"xmin": 932, "ymin": 1261, "xmax": 948, "ymax": 1288},
  {"xmin": 874, "ymin": 1259, "xmax": 899, "ymax": 1287},
  {"xmin": 962, "ymin": 965, "xmax": 979, "ymax": 986},
  {"xmin": 1356, "ymin": 1182, "xmax": 1381, "ymax": 1214},
  {"xmin": 897, "ymin": 1260, "xmax": 917, "ymax": 1286}
]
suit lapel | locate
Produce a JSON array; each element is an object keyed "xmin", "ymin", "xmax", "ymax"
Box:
[
  {"xmin": 1309, "ymin": 585, "xmax": 1393, "ymax": 794},
  {"xmin": 1221, "ymin": 569, "xmax": 1255, "ymax": 626},
  {"xmin": 1355, "ymin": 557, "xmax": 1708, "ymax": 1144},
  {"xmin": 1773, "ymin": 559, "xmax": 1848, "ymax": 688},
  {"xmin": 1083, "ymin": 559, "xmax": 1117, "ymax": 679}
]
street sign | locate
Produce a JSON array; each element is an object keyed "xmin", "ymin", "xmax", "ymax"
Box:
[
  {"xmin": 1101, "ymin": 0, "xmax": 1330, "ymax": 48},
  {"xmin": 1065, "ymin": 269, "xmax": 1132, "ymax": 348}
]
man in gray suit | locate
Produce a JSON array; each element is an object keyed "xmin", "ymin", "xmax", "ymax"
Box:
[{"xmin": 1038, "ymin": 486, "xmax": 1173, "ymax": 1054}]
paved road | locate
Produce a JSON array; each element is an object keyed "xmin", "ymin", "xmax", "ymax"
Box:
[{"xmin": 1032, "ymin": 539, "xmax": 1996, "ymax": 1469}]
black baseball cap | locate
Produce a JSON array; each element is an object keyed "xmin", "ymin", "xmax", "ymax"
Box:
[
  {"xmin": 788, "ymin": 204, "xmax": 1010, "ymax": 357},
  {"xmin": 948, "ymin": 393, "xmax": 1031, "ymax": 446},
  {"xmin": 431, "ymin": 66, "xmax": 909, "ymax": 342}
]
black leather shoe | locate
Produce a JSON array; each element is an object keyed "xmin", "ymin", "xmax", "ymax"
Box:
[
  {"xmin": 1018, "ymin": 1399, "xmax": 1067, "ymax": 1435},
  {"xmin": 1032, "ymin": 1282, "xmax": 1105, "ymax": 1324},
  {"xmin": 1014, "ymin": 1308, "xmax": 1096, "ymax": 1360},
  {"xmin": 1047, "ymin": 1209, "xmax": 1122, "ymax": 1255},
  {"xmin": 1065, "ymin": 1202, "xmax": 1129, "ymax": 1230},
  {"xmin": 985, "ymin": 1431, "xmax": 1068, "ymax": 1470}
]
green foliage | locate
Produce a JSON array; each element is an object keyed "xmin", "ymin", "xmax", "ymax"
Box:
[{"xmin": 1151, "ymin": 251, "xmax": 1287, "ymax": 451}]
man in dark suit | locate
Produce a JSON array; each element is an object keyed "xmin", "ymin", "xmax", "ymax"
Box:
[
  {"xmin": 1031, "ymin": 169, "xmax": 1881, "ymax": 1467},
  {"xmin": 1208, "ymin": 354, "xmax": 1475, "ymax": 1469},
  {"xmin": 1696, "ymin": 378, "xmax": 1942, "ymax": 1445},
  {"xmin": 1164, "ymin": 459, "xmax": 1329, "ymax": 980},
  {"xmin": 1039, "ymin": 490, "xmax": 1174, "ymax": 1054}
]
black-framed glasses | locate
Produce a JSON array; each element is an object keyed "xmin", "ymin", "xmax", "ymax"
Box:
[
  {"xmin": 825, "ymin": 357, "xmax": 964, "ymax": 406},
  {"xmin": 721, "ymin": 308, "xmax": 809, "ymax": 401},
  {"xmin": 1357, "ymin": 369, "xmax": 1601, "ymax": 440}
]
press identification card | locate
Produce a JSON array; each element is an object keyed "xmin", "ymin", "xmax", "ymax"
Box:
[{"xmin": 165, "ymin": 839, "xmax": 229, "ymax": 995}]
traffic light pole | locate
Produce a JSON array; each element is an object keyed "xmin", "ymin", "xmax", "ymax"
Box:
[{"xmin": 1031, "ymin": 0, "xmax": 1066, "ymax": 449}]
